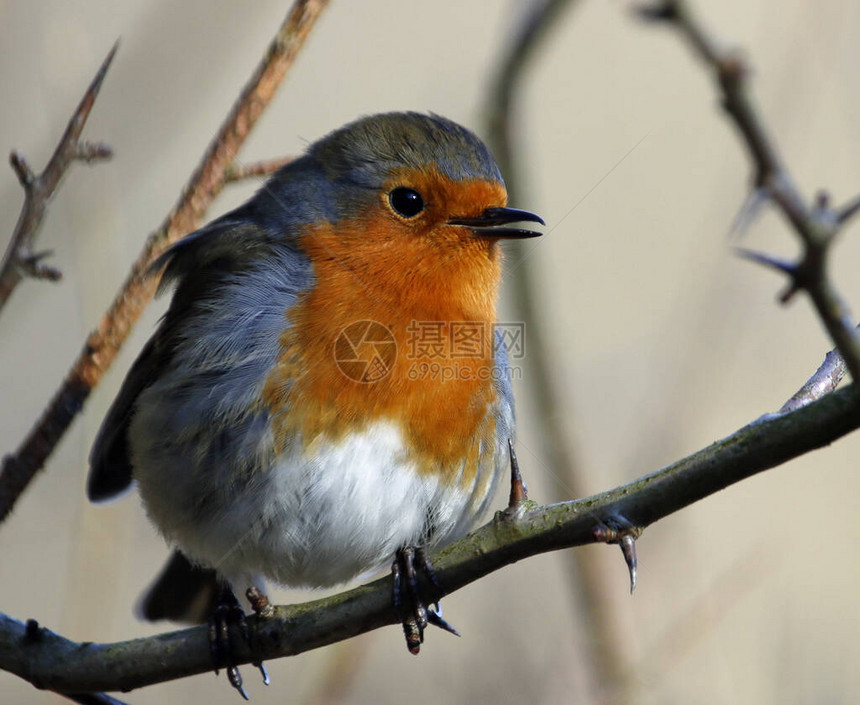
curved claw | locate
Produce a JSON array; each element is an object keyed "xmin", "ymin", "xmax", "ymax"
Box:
[
  {"xmin": 227, "ymin": 666, "xmax": 249, "ymax": 701},
  {"xmin": 392, "ymin": 547, "xmax": 460, "ymax": 653},
  {"xmin": 427, "ymin": 604, "xmax": 461, "ymax": 637},
  {"xmin": 209, "ymin": 585, "xmax": 271, "ymax": 698}
]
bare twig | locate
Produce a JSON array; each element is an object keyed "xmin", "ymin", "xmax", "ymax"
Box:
[
  {"xmin": 0, "ymin": 0, "xmax": 330, "ymax": 524},
  {"xmin": 641, "ymin": 0, "xmax": 860, "ymax": 382},
  {"xmin": 224, "ymin": 156, "xmax": 295, "ymax": 182},
  {"xmin": 485, "ymin": 3, "xmax": 637, "ymax": 703},
  {"xmin": 0, "ymin": 44, "xmax": 117, "ymax": 312},
  {"xmin": 2, "ymin": 383, "xmax": 859, "ymax": 694}
]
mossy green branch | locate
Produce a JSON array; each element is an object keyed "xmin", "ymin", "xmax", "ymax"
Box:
[{"xmin": 3, "ymin": 384, "xmax": 859, "ymax": 695}]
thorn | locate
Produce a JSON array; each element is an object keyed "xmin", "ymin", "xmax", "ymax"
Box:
[
  {"xmin": 728, "ymin": 187, "xmax": 770, "ymax": 240},
  {"xmin": 19, "ymin": 250, "xmax": 62, "ymax": 281},
  {"xmin": 717, "ymin": 49, "xmax": 749, "ymax": 83},
  {"xmin": 735, "ymin": 248, "xmax": 806, "ymax": 303},
  {"xmin": 21, "ymin": 249, "xmax": 54, "ymax": 264},
  {"xmin": 89, "ymin": 41, "xmax": 120, "ymax": 105},
  {"xmin": 836, "ymin": 193, "xmax": 860, "ymax": 226},
  {"xmin": 46, "ymin": 40, "xmax": 118, "ymax": 176},
  {"xmin": 9, "ymin": 151, "xmax": 35, "ymax": 187},
  {"xmin": 734, "ymin": 247, "xmax": 798, "ymax": 277},
  {"xmin": 24, "ymin": 619, "xmax": 42, "ymax": 642},
  {"xmin": 593, "ymin": 515, "xmax": 643, "ymax": 593},
  {"xmin": 636, "ymin": 1, "xmax": 677, "ymax": 22},
  {"xmin": 619, "ymin": 534, "xmax": 638, "ymax": 593},
  {"xmin": 29, "ymin": 264, "xmax": 63, "ymax": 282},
  {"xmin": 76, "ymin": 141, "xmax": 113, "ymax": 163},
  {"xmin": 507, "ymin": 438, "xmax": 527, "ymax": 509},
  {"xmin": 778, "ymin": 282, "xmax": 801, "ymax": 304}
]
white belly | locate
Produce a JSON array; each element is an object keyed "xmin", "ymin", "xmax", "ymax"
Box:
[{"xmin": 136, "ymin": 420, "xmax": 499, "ymax": 590}]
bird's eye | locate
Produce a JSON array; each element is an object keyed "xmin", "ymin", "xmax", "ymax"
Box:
[{"xmin": 389, "ymin": 187, "xmax": 425, "ymax": 218}]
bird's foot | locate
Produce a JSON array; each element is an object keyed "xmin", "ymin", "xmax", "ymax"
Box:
[
  {"xmin": 209, "ymin": 585, "xmax": 270, "ymax": 699},
  {"xmin": 392, "ymin": 546, "xmax": 460, "ymax": 655}
]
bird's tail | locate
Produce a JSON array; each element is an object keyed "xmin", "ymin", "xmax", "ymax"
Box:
[{"xmin": 136, "ymin": 550, "xmax": 220, "ymax": 624}]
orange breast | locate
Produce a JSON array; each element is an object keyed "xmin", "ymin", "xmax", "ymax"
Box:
[{"xmin": 262, "ymin": 177, "xmax": 508, "ymax": 486}]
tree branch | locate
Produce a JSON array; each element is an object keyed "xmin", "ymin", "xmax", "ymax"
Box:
[
  {"xmin": 0, "ymin": 44, "xmax": 117, "ymax": 313},
  {"xmin": 224, "ymin": 156, "xmax": 295, "ymax": 183},
  {"xmin": 641, "ymin": 0, "xmax": 860, "ymax": 382},
  {"xmin": 2, "ymin": 383, "xmax": 859, "ymax": 694},
  {"xmin": 0, "ymin": 0, "xmax": 330, "ymax": 524}
]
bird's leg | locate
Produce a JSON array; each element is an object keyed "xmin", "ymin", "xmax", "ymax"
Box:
[
  {"xmin": 245, "ymin": 587, "xmax": 271, "ymax": 685},
  {"xmin": 208, "ymin": 583, "xmax": 270, "ymax": 699},
  {"xmin": 392, "ymin": 546, "xmax": 460, "ymax": 655},
  {"xmin": 392, "ymin": 546, "xmax": 425, "ymax": 654}
]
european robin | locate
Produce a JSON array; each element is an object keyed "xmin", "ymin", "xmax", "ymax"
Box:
[{"xmin": 88, "ymin": 112, "xmax": 543, "ymax": 694}]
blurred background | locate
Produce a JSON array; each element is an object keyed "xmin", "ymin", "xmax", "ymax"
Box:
[{"xmin": 2, "ymin": 1, "xmax": 860, "ymax": 703}]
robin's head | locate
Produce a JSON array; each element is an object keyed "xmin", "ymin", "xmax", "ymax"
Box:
[
  {"xmin": 306, "ymin": 111, "xmax": 543, "ymax": 244},
  {"xmin": 261, "ymin": 112, "xmax": 543, "ymax": 316}
]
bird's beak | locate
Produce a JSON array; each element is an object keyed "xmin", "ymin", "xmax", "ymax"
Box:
[{"xmin": 448, "ymin": 207, "xmax": 545, "ymax": 239}]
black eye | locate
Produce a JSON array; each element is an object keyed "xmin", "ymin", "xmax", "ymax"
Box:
[{"xmin": 389, "ymin": 187, "xmax": 425, "ymax": 218}]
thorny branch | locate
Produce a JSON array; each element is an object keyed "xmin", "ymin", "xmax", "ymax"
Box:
[
  {"xmin": 0, "ymin": 0, "xmax": 330, "ymax": 524},
  {"xmin": 3, "ymin": 0, "xmax": 860, "ymax": 700},
  {"xmin": 2, "ymin": 383, "xmax": 859, "ymax": 694},
  {"xmin": 0, "ymin": 44, "xmax": 116, "ymax": 313},
  {"xmin": 641, "ymin": 0, "xmax": 860, "ymax": 383}
]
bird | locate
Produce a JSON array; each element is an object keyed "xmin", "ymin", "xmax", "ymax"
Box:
[{"xmin": 87, "ymin": 111, "xmax": 543, "ymax": 696}]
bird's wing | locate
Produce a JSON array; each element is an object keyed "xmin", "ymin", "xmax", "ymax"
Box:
[
  {"xmin": 87, "ymin": 332, "xmax": 165, "ymax": 501},
  {"xmin": 87, "ymin": 211, "xmax": 269, "ymax": 502}
]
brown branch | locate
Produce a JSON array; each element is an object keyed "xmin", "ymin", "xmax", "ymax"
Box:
[
  {"xmin": 0, "ymin": 44, "xmax": 117, "ymax": 312},
  {"xmin": 224, "ymin": 156, "xmax": 295, "ymax": 182},
  {"xmin": 0, "ymin": 0, "xmax": 330, "ymax": 524},
  {"xmin": 641, "ymin": 0, "xmax": 860, "ymax": 384},
  {"xmin": 2, "ymin": 383, "xmax": 859, "ymax": 694}
]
